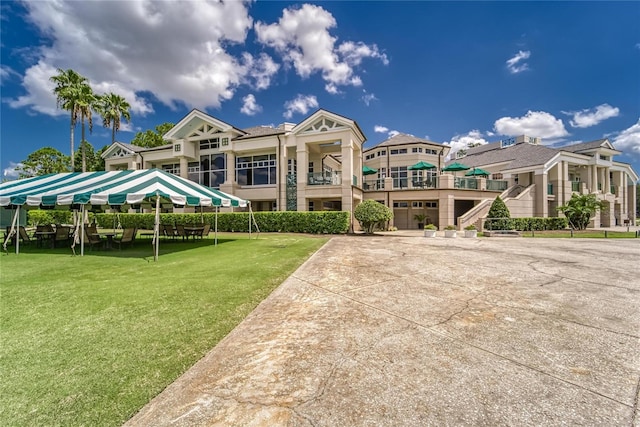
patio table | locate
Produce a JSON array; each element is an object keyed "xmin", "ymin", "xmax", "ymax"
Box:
[
  {"xmin": 34, "ymin": 231, "xmax": 55, "ymax": 248},
  {"xmin": 184, "ymin": 226, "xmax": 205, "ymax": 240}
]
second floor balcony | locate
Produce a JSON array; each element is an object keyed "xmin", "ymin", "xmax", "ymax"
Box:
[{"xmin": 307, "ymin": 171, "xmax": 342, "ymax": 186}]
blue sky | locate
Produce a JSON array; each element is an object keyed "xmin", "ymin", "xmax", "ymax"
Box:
[{"xmin": 2, "ymin": 1, "xmax": 639, "ymax": 180}]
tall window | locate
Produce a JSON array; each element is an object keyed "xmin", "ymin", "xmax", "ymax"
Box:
[
  {"xmin": 288, "ymin": 158, "xmax": 297, "ymax": 175},
  {"xmin": 390, "ymin": 166, "xmax": 408, "ymax": 188},
  {"xmin": 236, "ymin": 154, "xmax": 277, "ymax": 186},
  {"xmin": 200, "ymin": 153, "xmax": 226, "ymax": 188}
]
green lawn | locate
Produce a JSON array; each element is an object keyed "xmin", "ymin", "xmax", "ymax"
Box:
[{"xmin": 0, "ymin": 233, "xmax": 328, "ymax": 426}]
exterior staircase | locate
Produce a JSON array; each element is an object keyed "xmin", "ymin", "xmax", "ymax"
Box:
[{"xmin": 457, "ymin": 184, "xmax": 534, "ymax": 230}]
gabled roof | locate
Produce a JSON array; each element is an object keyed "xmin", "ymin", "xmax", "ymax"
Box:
[
  {"xmin": 562, "ymin": 138, "xmax": 619, "ymax": 154},
  {"xmin": 163, "ymin": 109, "xmax": 247, "ymax": 140},
  {"xmin": 292, "ymin": 109, "xmax": 366, "ymax": 142},
  {"xmin": 366, "ymin": 133, "xmax": 446, "ymax": 150},
  {"xmin": 459, "ymin": 142, "xmax": 559, "ymax": 170}
]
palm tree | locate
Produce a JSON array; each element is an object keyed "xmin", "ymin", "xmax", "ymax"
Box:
[
  {"xmin": 96, "ymin": 92, "xmax": 131, "ymax": 144},
  {"xmin": 50, "ymin": 69, "xmax": 89, "ymax": 170},
  {"xmin": 72, "ymin": 84, "xmax": 98, "ymax": 172}
]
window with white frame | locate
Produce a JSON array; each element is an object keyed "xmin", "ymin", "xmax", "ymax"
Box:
[
  {"xmin": 308, "ymin": 201, "xmax": 314, "ymax": 211},
  {"xmin": 390, "ymin": 148, "xmax": 408, "ymax": 155},
  {"xmin": 425, "ymin": 201, "xmax": 438, "ymax": 208},
  {"xmin": 378, "ymin": 150, "xmax": 386, "ymax": 156},
  {"xmin": 236, "ymin": 153, "xmax": 277, "ymax": 186},
  {"xmin": 412, "ymin": 147, "xmax": 423, "ymax": 153},
  {"xmin": 412, "ymin": 201, "xmax": 423, "ymax": 208},
  {"xmin": 199, "ymin": 138, "xmax": 219, "ymax": 150},
  {"xmin": 393, "ymin": 201, "xmax": 409, "ymax": 208},
  {"xmin": 308, "ymin": 162, "xmax": 314, "ymax": 173},
  {"xmin": 162, "ymin": 163, "xmax": 181, "ymax": 175},
  {"xmin": 287, "ymin": 158, "xmax": 297, "ymax": 175},
  {"xmin": 390, "ymin": 166, "xmax": 408, "ymax": 188}
]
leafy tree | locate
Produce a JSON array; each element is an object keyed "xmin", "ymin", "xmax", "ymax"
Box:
[
  {"xmin": 17, "ymin": 147, "xmax": 70, "ymax": 178},
  {"xmin": 96, "ymin": 93, "xmax": 131, "ymax": 144},
  {"xmin": 73, "ymin": 84, "xmax": 98, "ymax": 172},
  {"xmin": 354, "ymin": 200, "xmax": 393, "ymax": 234},
  {"xmin": 130, "ymin": 122, "xmax": 175, "ymax": 148},
  {"xmin": 72, "ymin": 141, "xmax": 107, "ymax": 172},
  {"xmin": 486, "ymin": 195, "xmax": 512, "ymax": 230},
  {"xmin": 50, "ymin": 68, "xmax": 89, "ymax": 170},
  {"xmin": 557, "ymin": 193, "xmax": 605, "ymax": 230}
]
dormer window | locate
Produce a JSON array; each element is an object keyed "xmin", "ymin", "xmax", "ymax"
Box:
[{"xmin": 600, "ymin": 155, "xmax": 609, "ymax": 161}]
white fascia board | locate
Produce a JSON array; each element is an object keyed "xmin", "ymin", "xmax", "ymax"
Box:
[
  {"xmin": 163, "ymin": 109, "xmax": 238, "ymax": 140},
  {"xmin": 611, "ymin": 162, "xmax": 640, "ymax": 182},
  {"xmin": 292, "ymin": 109, "xmax": 365, "ymax": 142},
  {"xmin": 101, "ymin": 142, "xmax": 135, "ymax": 159}
]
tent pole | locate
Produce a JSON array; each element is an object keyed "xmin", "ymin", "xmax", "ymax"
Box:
[
  {"xmin": 154, "ymin": 193, "xmax": 160, "ymax": 262},
  {"xmin": 2, "ymin": 206, "xmax": 19, "ymax": 253},
  {"xmin": 214, "ymin": 206, "xmax": 218, "ymax": 246},
  {"xmin": 16, "ymin": 205, "xmax": 21, "ymax": 254},
  {"xmin": 248, "ymin": 204, "xmax": 251, "ymax": 240},
  {"xmin": 80, "ymin": 204, "xmax": 85, "ymax": 256}
]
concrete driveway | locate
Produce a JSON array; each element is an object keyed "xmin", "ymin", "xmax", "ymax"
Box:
[{"xmin": 126, "ymin": 234, "xmax": 640, "ymax": 426}]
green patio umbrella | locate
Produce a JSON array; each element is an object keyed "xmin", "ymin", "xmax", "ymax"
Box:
[
  {"xmin": 407, "ymin": 161, "xmax": 436, "ymax": 170},
  {"xmin": 362, "ymin": 166, "xmax": 378, "ymax": 175},
  {"xmin": 465, "ymin": 167, "xmax": 490, "ymax": 177},
  {"xmin": 442, "ymin": 162, "xmax": 471, "ymax": 172}
]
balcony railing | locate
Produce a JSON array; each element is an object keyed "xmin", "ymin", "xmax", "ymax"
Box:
[
  {"xmin": 454, "ymin": 177, "xmax": 478, "ymax": 189},
  {"xmin": 363, "ymin": 178, "xmax": 385, "ymax": 190},
  {"xmin": 307, "ymin": 171, "xmax": 342, "ymax": 186},
  {"xmin": 486, "ymin": 180, "xmax": 508, "ymax": 191},
  {"xmin": 411, "ymin": 177, "xmax": 438, "ymax": 189},
  {"xmin": 571, "ymin": 181, "xmax": 581, "ymax": 192}
]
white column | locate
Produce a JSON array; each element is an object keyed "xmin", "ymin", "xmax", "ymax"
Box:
[{"xmin": 296, "ymin": 146, "xmax": 308, "ymax": 211}]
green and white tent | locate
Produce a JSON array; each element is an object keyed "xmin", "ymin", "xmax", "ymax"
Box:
[{"xmin": 1, "ymin": 169, "xmax": 251, "ymax": 260}]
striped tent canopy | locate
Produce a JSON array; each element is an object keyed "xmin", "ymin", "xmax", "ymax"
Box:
[{"xmin": 0, "ymin": 169, "xmax": 248, "ymax": 208}]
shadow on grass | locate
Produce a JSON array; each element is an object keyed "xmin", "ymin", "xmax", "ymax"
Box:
[{"xmin": 2, "ymin": 237, "xmax": 239, "ymax": 260}]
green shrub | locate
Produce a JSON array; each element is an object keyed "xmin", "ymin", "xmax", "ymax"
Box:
[
  {"xmin": 509, "ymin": 217, "xmax": 568, "ymax": 231},
  {"xmin": 424, "ymin": 224, "xmax": 437, "ymax": 230},
  {"xmin": 27, "ymin": 209, "xmax": 77, "ymax": 226},
  {"xmin": 486, "ymin": 196, "xmax": 512, "ymax": 230},
  {"xmin": 354, "ymin": 200, "xmax": 393, "ymax": 234},
  {"xmin": 93, "ymin": 211, "xmax": 350, "ymax": 234},
  {"xmin": 444, "ymin": 225, "xmax": 456, "ymax": 230}
]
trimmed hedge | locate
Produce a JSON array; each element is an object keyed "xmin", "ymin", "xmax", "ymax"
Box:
[
  {"xmin": 92, "ymin": 211, "xmax": 350, "ymax": 234},
  {"xmin": 485, "ymin": 217, "xmax": 568, "ymax": 231},
  {"xmin": 27, "ymin": 210, "xmax": 94, "ymax": 226}
]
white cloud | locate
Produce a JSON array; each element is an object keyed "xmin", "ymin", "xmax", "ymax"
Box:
[
  {"xmin": 373, "ymin": 125, "xmax": 400, "ymax": 138},
  {"xmin": 9, "ymin": 1, "xmax": 257, "ymax": 115},
  {"xmin": 240, "ymin": 94, "xmax": 262, "ymax": 116},
  {"xmin": 283, "ymin": 94, "xmax": 318, "ymax": 119},
  {"xmin": 255, "ymin": 4, "xmax": 387, "ymax": 94},
  {"xmin": 563, "ymin": 103, "xmax": 620, "ymax": 128},
  {"xmin": 494, "ymin": 111, "xmax": 568, "ymax": 142},
  {"xmin": 612, "ymin": 119, "xmax": 640, "ymax": 156},
  {"xmin": 3, "ymin": 162, "xmax": 22, "ymax": 179},
  {"xmin": 443, "ymin": 130, "xmax": 490, "ymax": 159},
  {"xmin": 242, "ymin": 52, "xmax": 280, "ymax": 90},
  {"xmin": 362, "ymin": 90, "xmax": 377, "ymax": 106},
  {"xmin": 506, "ymin": 50, "xmax": 531, "ymax": 74}
]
